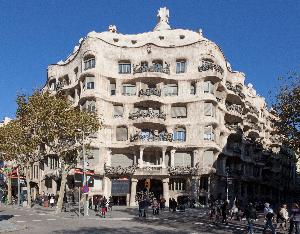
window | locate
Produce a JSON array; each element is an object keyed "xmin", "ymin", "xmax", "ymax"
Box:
[
  {"xmin": 200, "ymin": 176, "xmax": 208, "ymax": 191},
  {"xmin": 141, "ymin": 61, "xmax": 148, "ymax": 68},
  {"xmin": 204, "ymin": 102, "xmax": 215, "ymax": 117},
  {"xmin": 33, "ymin": 165, "xmax": 39, "ymax": 179},
  {"xmin": 169, "ymin": 179, "xmax": 186, "ymax": 191},
  {"xmin": 153, "ymin": 60, "xmax": 163, "ymax": 71},
  {"xmin": 122, "ymin": 84, "xmax": 136, "ymax": 96},
  {"xmin": 116, "ymin": 127, "xmax": 128, "ymax": 141},
  {"xmin": 176, "ymin": 60, "xmax": 186, "ymax": 73},
  {"xmin": 190, "ymin": 83, "xmax": 196, "ymax": 95},
  {"xmin": 110, "ymin": 82, "xmax": 116, "ymax": 95},
  {"xmin": 85, "ymin": 76, "xmax": 95, "ymax": 90},
  {"xmin": 49, "ymin": 79, "xmax": 56, "ymax": 91},
  {"xmin": 118, "ymin": 63, "xmax": 131, "ymax": 74},
  {"xmin": 203, "ymin": 80, "xmax": 214, "ymax": 94},
  {"xmin": 173, "ymin": 127, "xmax": 186, "ymax": 142},
  {"xmin": 82, "ymin": 100, "xmax": 96, "ymax": 112},
  {"xmin": 113, "ymin": 105, "xmax": 124, "ymax": 118},
  {"xmin": 171, "ymin": 106, "xmax": 187, "ymax": 118},
  {"xmin": 164, "ymin": 84, "xmax": 178, "ymax": 96},
  {"xmin": 84, "ymin": 57, "xmax": 95, "ymax": 70},
  {"xmin": 204, "ymin": 125, "xmax": 214, "ymax": 141},
  {"xmin": 49, "ymin": 156, "xmax": 58, "ymax": 169}
]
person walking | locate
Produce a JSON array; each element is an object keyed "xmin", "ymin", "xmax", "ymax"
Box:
[
  {"xmin": 100, "ymin": 197, "xmax": 107, "ymax": 218},
  {"xmin": 88, "ymin": 197, "xmax": 92, "ymax": 210},
  {"xmin": 221, "ymin": 200, "xmax": 229, "ymax": 225},
  {"xmin": 94, "ymin": 196, "xmax": 99, "ymax": 212},
  {"xmin": 263, "ymin": 203, "xmax": 276, "ymax": 234},
  {"xmin": 172, "ymin": 198, "xmax": 177, "ymax": 212},
  {"xmin": 243, "ymin": 202, "xmax": 257, "ymax": 234},
  {"xmin": 49, "ymin": 195, "xmax": 55, "ymax": 208},
  {"xmin": 277, "ymin": 204, "xmax": 289, "ymax": 231},
  {"xmin": 108, "ymin": 196, "xmax": 113, "ymax": 212},
  {"xmin": 289, "ymin": 203, "xmax": 300, "ymax": 234}
]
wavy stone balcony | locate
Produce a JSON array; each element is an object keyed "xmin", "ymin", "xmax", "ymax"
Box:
[
  {"xmin": 198, "ymin": 60, "xmax": 224, "ymax": 75},
  {"xmin": 129, "ymin": 108, "xmax": 166, "ymax": 121},
  {"xmin": 133, "ymin": 63, "xmax": 170, "ymax": 75},
  {"xmin": 245, "ymin": 103, "xmax": 259, "ymax": 119},
  {"xmin": 104, "ymin": 165, "xmax": 137, "ymax": 175},
  {"xmin": 130, "ymin": 130, "xmax": 173, "ymax": 142},
  {"xmin": 225, "ymin": 82, "xmax": 245, "ymax": 99},
  {"xmin": 168, "ymin": 166, "xmax": 198, "ymax": 175},
  {"xmin": 54, "ymin": 80, "xmax": 72, "ymax": 91},
  {"xmin": 138, "ymin": 88, "xmax": 161, "ymax": 97}
]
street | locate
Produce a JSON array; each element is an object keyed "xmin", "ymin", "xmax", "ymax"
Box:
[{"xmin": 0, "ymin": 204, "xmax": 280, "ymax": 234}]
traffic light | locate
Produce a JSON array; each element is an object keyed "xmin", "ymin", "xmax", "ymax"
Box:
[{"xmin": 145, "ymin": 179, "xmax": 151, "ymax": 190}]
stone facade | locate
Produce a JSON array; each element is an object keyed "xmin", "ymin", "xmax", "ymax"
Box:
[{"xmin": 39, "ymin": 8, "xmax": 296, "ymax": 205}]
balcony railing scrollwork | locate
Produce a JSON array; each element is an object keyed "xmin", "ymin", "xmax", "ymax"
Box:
[
  {"xmin": 138, "ymin": 88, "xmax": 161, "ymax": 97},
  {"xmin": 129, "ymin": 108, "xmax": 166, "ymax": 121},
  {"xmin": 55, "ymin": 80, "xmax": 71, "ymax": 91},
  {"xmin": 104, "ymin": 165, "xmax": 137, "ymax": 175},
  {"xmin": 225, "ymin": 102, "xmax": 244, "ymax": 115},
  {"xmin": 133, "ymin": 63, "xmax": 170, "ymax": 75},
  {"xmin": 168, "ymin": 166, "xmax": 198, "ymax": 175},
  {"xmin": 225, "ymin": 82, "xmax": 245, "ymax": 99},
  {"xmin": 130, "ymin": 130, "xmax": 173, "ymax": 142},
  {"xmin": 198, "ymin": 60, "xmax": 224, "ymax": 75}
]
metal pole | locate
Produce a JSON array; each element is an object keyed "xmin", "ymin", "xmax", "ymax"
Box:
[
  {"xmin": 78, "ymin": 188, "xmax": 80, "ymax": 219},
  {"xmin": 226, "ymin": 171, "xmax": 229, "ymax": 202},
  {"xmin": 82, "ymin": 131, "xmax": 88, "ymax": 216},
  {"xmin": 17, "ymin": 167, "xmax": 20, "ymax": 206}
]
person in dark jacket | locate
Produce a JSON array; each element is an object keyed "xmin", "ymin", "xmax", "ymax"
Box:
[
  {"xmin": 221, "ymin": 200, "xmax": 229, "ymax": 225},
  {"xmin": 243, "ymin": 202, "xmax": 257, "ymax": 234}
]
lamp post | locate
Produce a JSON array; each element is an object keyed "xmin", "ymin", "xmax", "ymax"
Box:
[
  {"xmin": 225, "ymin": 167, "xmax": 230, "ymax": 202},
  {"xmin": 82, "ymin": 131, "xmax": 89, "ymax": 217}
]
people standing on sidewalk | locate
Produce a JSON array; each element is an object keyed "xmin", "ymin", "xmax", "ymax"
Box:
[
  {"xmin": 289, "ymin": 203, "xmax": 300, "ymax": 234},
  {"xmin": 108, "ymin": 196, "xmax": 113, "ymax": 212},
  {"xmin": 263, "ymin": 203, "xmax": 276, "ymax": 234},
  {"xmin": 152, "ymin": 198, "xmax": 159, "ymax": 215},
  {"xmin": 276, "ymin": 203, "xmax": 289, "ymax": 231},
  {"xmin": 100, "ymin": 196, "xmax": 107, "ymax": 218},
  {"xmin": 160, "ymin": 197, "xmax": 166, "ymax": 211},
  {"xmin": 94, "ymin": 196, "xmax": 99, "ymax": 212},
  {"xmin": 88, "ymin": 197, "xmax": 92, "ymax": 209},
  {"xmin": 49, "ymin": 195, "xmax": 55, "ymax": 208},
  {"xmin": 243, "ymin": 202, "xmax": 257, "ymax": 234}
]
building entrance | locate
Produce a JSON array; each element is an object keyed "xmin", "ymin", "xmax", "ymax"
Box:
[{"xmin": 136, "ymin": 179, "xmax": 163, "ymax": 199}]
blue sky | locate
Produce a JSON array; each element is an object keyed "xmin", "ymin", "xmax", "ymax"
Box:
[{"xmin": 0, "ymin": 0, "xmax": 299, "ymax": 120}]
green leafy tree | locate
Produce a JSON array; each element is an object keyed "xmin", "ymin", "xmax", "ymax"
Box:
[
  {"xmin": 16, "ymin": 91, "xmax": 100, "ymax": 213},
  {"xmin": 273, "ymin": 71, "xmax": 300, "ymax": 157}
]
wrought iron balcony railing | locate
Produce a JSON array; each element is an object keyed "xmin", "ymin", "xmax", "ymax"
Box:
[
  {"xmin": 138, "ymin": 88, "xmax": 161, "ymax": 97},
  {"xmin": 198, "ymin": 60, "xmax": 224, "ymax": 75},
  {"xmin": 168, "ymin": 166, "xmax": 198, "ymax": 175},
  {"xmin": 129, "ymin": 108, "xmax": 166, "ymax": 120},
  {"xmin": 130, "ymin": 130, "xmax": 173, "ymax": 142},
  {"xmin": 55, "ymin": 80, "xmax": 71, "ymax": 91},
  {"xmin": 225, "ymin": 102, "xmax": 244, "ymax": 115},
  {"xmin": 225, "ymin": 82, "xmax": 245, "ymax": 99},
  {"xmin": 133, "ymin": 63, "xmax": 170, "ymax": 75},
  {"xmin": 104, "ymin": 165, "xmax": 137, "ymax": 175}
]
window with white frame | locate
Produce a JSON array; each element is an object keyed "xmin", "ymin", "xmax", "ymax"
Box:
[
  {"xmin": 203, "ymin": 80, "xmax": 214, "ymax": 94},
  {"xmin": 171, "ymin": 106, "xmax": 187, "ymax": 118},
  {"xmin": 49, "ymin": 156, "xmax": 59, "ymax": 169},
  {"xmin": 113, "ymin": 104, "xmax": 124, "ymax": 118},
  {"xmin": 85, "ymin": 76, "xmax": 95, "ymax": 90},
  {"xmin": 173, "ymin": 127, "xmax": 186, "ymax": 142},
  {"xmin": 176, "ymin": 60, "xmax": 186, "ymax": 73},
  {"xmin": 164, "ymin": 84, "xmax": 178, "ymax": 96},
  {"xmin": 118, "ymin": 62, "xmax": 131, "ymax": 74},
  {"xmin": 84, "ymin": 56, "xmax": 95, "ymax": 70},
  {"xmin": 169, "ymin": 178, "xmax": 186, "ymax": 191},
  {"xmin": 33, "ymin": 165, "xmax": 39, "ymax": 179},
  {"xmin": 204, "ymin": 125, "xmax": 215, "ymax": 141},
  {"xmin": 82, "ymin": 100, "xmax": 96, "ymax": 112},
  {"xmin": 122, "ymin": 84, "xmax": 136, "ymax": 96},
  {"xmin": 116, "ymin": 126, "xmax": 128, "ymax": 141},
  {"xmin": 110, "ymin": 82, "xmax": 116, "ymax": 95},
  {"xmin": 204, "ymin": 102, "xmax": 215, "ymax": 117}
]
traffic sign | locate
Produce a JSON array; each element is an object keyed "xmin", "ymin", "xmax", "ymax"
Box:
[{"xmin": 81, "ymin": 185, "xmax": 89, "ymax": 193}]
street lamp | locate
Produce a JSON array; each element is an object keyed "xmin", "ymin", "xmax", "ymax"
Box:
[{"xmin": 76, "ymin": 129, "xmax": 90, "ymax": 217}]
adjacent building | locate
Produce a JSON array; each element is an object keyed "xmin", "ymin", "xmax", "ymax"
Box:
[{"xmin": 39, "ymin": 7, "xmax": 296, "ymax": 205}]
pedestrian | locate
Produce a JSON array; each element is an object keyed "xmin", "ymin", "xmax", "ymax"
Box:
[
  {"xmin": 263, "ymin": 203, "xmax": 276, "ymax": 234},
  {"xmin": 172, "ymin": 198, "xmax": 177, "ymax": 212},
  {"xmin": 169, "ymin": 198, "xmax": 173, "ymax": 212},
  {"xmin": 152, "ymin": 198, "xmax": 159, "ymax": 215},
  {"xmin": 289, "ymin": 203, "xmax": 300, "ymax": 234},
  {"xmin": 88, "ymin": 197, "xmax": 92, "ymax": 209},
  {"xmin": 277, "ymin": 204, "xmax": 289, "ymax": 231},
  {"xmin": 50, "ymin": 195, "xmax": 55, "ymax": 208},
  {"xmin": 221, "ymin": 200, "xmax": 229, "ymax": 225},
  {"xmin": 108, "ymin": 196, "xmax": 113, "ymax": 212},
  {"xmin": 160, "ymin": 197, "xmax": 166, "ymax": 210},
  {"xmin": 101, "ymin": 196, "xmax": 107, "ymax": 218},
  {"xmin": 243, "ymin": 202, "xmax": 257, "ymax": 234},
  {"xmin": 94, "ymin": 196, "xmax": 99, "ymax": 212}
]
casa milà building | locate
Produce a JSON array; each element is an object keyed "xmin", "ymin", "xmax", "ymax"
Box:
[{"xmin": 42, "ymin": 7, "xmax": 296, "ymax": 206}]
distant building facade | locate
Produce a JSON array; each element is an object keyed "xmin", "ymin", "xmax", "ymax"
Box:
[{"xmin": 39, "ymin": 8, "xmax": 296, "ymax": 205}]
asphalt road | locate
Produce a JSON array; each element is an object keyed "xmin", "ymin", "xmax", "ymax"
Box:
[{"xmin": 0, "ymin": 205, "xmax": 281, "ymax": 233}]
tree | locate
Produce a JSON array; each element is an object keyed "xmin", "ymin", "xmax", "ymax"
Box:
[
  {"xmin": 16, "ymin": 91, "xmax": 100, "ymax": 213},
  {"xmin": 273, "ymin": 71, "xmax": 300, "ymax": 157},
  {"xmin": 0, "ymin": 119, "xmax": 41, "ymax": 208}
]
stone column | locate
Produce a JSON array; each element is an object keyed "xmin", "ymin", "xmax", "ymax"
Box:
[
  {"xmin": 192, "ymin": 150, "xmax": 199, "ymax": 167},
  {"xmin": 106, "ymin": 149, "xmax": 112, "ymax": 167},
  {"xmin": 161, "ymin": 147, "xmax": 167, "ymax": 168},
  {"xmin": 139, "ymin": 147, "xmax": 144, "ymax": 168},
  {"xmin": 130, "ymin": 178, "xmax": 138, "ymax": 206},
  {"xmin": 162, "ymin": 178, "xmax": 170, "ymax": 207},
  {"xmin": 170, "ymin": 149, "xmax": 176, "ymax": 167}
]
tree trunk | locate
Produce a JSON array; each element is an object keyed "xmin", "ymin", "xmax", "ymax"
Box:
[
  {"xmin": 7, "ymin": 175, "xmax": 12, "ymax": 204},
  {"xmin": 25, "ymin": 163, "xmax": 32, "ymax": 208},
  {"xmin": 55, "ymin": 167, "xmax": 68, "ymax": 214}
]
